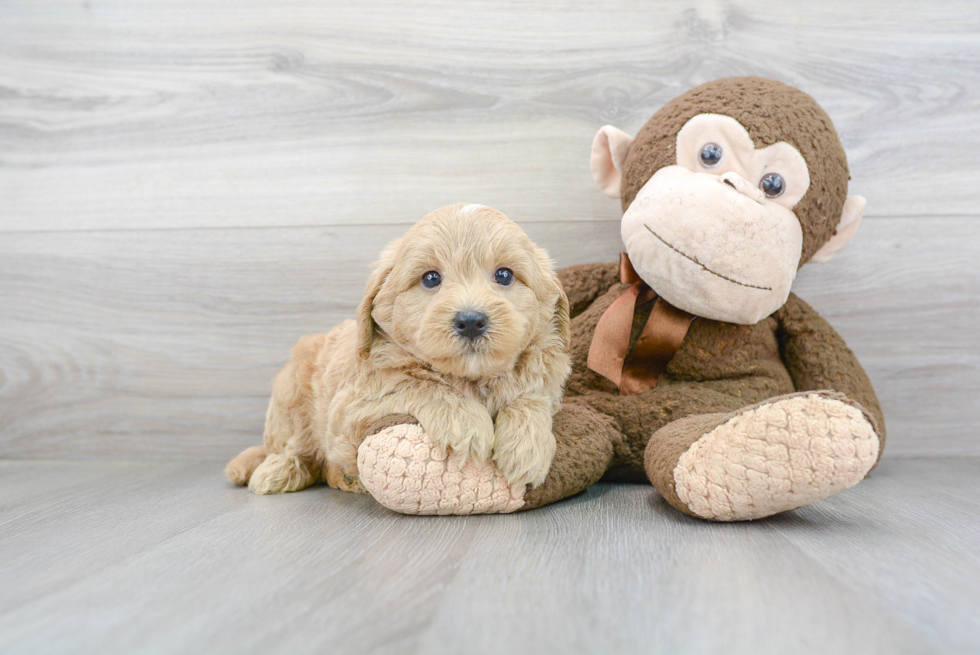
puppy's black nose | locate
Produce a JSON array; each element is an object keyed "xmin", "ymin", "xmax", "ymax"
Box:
[{"xmin": 453, "ymin": 310, "xmax": 488, "ymax": 340}]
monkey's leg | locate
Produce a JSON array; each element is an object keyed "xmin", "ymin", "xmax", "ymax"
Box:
[
  {"xmin": 644, "ymin": 390, "xmax": 881, "ymax": 521},
  {"xmin": 357, "ymin": 402, "xmax": 619, "ymax": 515}
]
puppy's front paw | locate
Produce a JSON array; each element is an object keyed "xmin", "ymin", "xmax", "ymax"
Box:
[
  {"xmin": 492, "ymin": 400, "xmax": 557, "ymax": 488},
  {"xmin": 493, "ymin": 427, "xmax": 556, "ymax": 488},
  {"xmin": 424, "ymin": 399, "xmax": 495, "ymax": 466}
]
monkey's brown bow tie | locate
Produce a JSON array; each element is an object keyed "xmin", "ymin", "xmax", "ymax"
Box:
[{"xmin": 587, "ymin": 253, "xmax": 695, "ymax": 396}]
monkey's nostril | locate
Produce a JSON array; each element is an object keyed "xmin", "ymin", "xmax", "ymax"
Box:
[{"xmin": 723, "ymin": 178, "xmax": 737, "ymax": 189}]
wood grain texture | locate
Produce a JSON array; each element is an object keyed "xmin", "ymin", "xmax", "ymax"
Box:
[
  {"xmin": 1, "ymin": 217, "xmax": 977, "ymax": 459},
  {"xmin": 1, "ymin": 1, "xmax": 979, "ymax": 232},
  {"xmin": 0, "ymin": 458, "xmax": 977, "ymax": 654}
]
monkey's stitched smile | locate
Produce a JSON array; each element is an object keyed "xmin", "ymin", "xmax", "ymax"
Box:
[{"xmin": 643, "ymin": 224, "xmax": 773, "ymax": 291}]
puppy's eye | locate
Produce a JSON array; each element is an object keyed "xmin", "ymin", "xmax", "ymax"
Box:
[
  {"xmin": 760, "ymin": 172, "xmax": 785, "ymax": 198},
  {"xmin": 421, "ymin": 271, "xmax": 442, "ymax": 289},
  {"xmin": 699, "ymin": 143, "xmax": 723, "ymax": 168},
  {"xmin": 493, "ymin": 268, "xmax": 514, "ymax": 286}
]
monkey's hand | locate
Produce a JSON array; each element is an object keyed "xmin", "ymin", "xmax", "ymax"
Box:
[
  {"xmin": 492, "ymin": 396, "xmax": 556, "ymax": 488},
  {"xmin": 357, "ymin": 421, "xmax": 526, "ymax": 515}
]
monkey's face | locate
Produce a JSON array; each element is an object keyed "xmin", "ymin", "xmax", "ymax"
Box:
[
  {"xmin": 620, "ymin": 114, "xmax": 812, "ymax": 324},
  {"xmin": 592, "ymin": 77, "xmax": 865, "ymax": 325}
]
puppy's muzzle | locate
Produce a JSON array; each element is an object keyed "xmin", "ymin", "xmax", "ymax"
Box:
[{"xmin": 453, "ymin": 310, "xmax": 488, "ymax": 340}]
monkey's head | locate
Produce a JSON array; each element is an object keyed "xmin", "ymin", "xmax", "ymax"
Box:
[{"xmin": 591, "ymin": 77, "xmax": 865, "ymax": 325}]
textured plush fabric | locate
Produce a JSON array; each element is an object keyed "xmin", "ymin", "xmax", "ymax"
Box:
[
  {"xmin": 557, "ymin": 263, "xmax": 884, "ymax": 471},
  {"xmin": 357, "ymin": 403, "xmax": 619, "ymax": 514},
  {"xmin": 643, "ymin": 411, "xmax": 730, "ymax": 516},
  {"xmin": 357, "ymin": 260, "xmax": 885, "ymax": 520},
  {"xmin": 620, "ymin": 77, "xmax": 850, "ymax": 265},
  {"xmin": 520, "ymin": 400, "xmax": 620, "ymax": 511},
  {"xmin": 557, "ymin": 262, "xmax": 623, "ymax": 319},
  {"xmin": 358, "ymin": 424, "xmax": 526, "ymax": 515},
  {"xmin": 776, "ymin": 294, "xmax": 887, "ymax": 466},
  {"xmin": 666, "ymin": 391, "xmax": 880, "ymax": 521}
]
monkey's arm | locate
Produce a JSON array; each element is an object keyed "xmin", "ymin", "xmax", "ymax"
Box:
[
  {"xmin": 364, "ymin": 380, "xmax": 496, "ymax": 465},
  {"xmin": 556, "ymin": 262, "xmax": 620, "ymax": 318},
  {"xmin": 776, "ymin": 293, "xmax": 886, "ymax": 446}
]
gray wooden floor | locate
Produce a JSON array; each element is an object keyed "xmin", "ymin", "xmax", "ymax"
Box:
[{"xmin": 0, "ymin": 457, "xmax": 978, "ymax": 655}]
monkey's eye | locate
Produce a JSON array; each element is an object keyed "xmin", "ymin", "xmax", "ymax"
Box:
[
  {"xmin": 421, "ymin": 271, "xmax": 442, "ymax": 289},
  {"xmin": 493, "ymin": 268, "xmax": 514, "ymax": 286},
  {"xmin": 760, "ymin": 173, "xmax": 785, "ymax": 198},
  {"xmin": 699, "ymin": 143, "xmax": 723, "ymax": 168}
]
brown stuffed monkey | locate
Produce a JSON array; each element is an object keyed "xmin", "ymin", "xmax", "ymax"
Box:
[{"xmin": 355, "ymin": 77, "xmax": 887, "ymax": 521}]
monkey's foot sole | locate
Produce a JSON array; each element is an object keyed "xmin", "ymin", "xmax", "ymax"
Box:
[
  {"xmin": 671, "ymin": 392, "xmax": 880, "ymax": 521},
  {"xmin": 357, "ymin": 424, "xmax": 526, "ymax": 515}
]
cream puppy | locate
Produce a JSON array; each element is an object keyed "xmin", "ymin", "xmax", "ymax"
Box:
[{"xmin": 226, "ymin": 203, "xmax": 571, "ymax": 495}]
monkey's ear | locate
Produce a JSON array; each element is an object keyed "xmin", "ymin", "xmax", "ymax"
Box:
[
  {"xmin": 591, "ymin": 125, "xmax": 634, "ymax": 199},
  {"xmin": 810, "ymin": 196, "xmax": 866, "ymax": 264},
  {"xmin": 356, "ymin": 239, "xmax": 401, "ymax": 358}
]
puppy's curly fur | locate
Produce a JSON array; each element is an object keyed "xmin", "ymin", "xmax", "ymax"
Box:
[{"xmin": 226, "ymin": 204, "xmax": 571, "ymax": 494}]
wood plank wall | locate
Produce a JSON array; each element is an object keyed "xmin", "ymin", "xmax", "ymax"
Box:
[{"xmin": 1, "ymin": 1, "xmax": 978, "ymax": 459}]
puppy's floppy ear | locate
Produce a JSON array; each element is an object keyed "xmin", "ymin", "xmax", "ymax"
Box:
[
  {"xmin": 357, "ymin": 239, "xmax": 401, "ymax": 359},
  {"xmin": 533, "ymin": 245, "xmax": 571, "ymax": 350},
  {"xmin": 553, "ymin": 283, "xmax": 571, "ymax": 351}
]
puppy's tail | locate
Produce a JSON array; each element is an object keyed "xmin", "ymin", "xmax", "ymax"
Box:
[{"xmin": 225, "ymin": 445, "xmax": 268, "ymax": 486}]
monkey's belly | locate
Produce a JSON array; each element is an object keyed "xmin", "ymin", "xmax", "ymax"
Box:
[
  {"xmin": 578, "ymin": 316, "xmax": 795, "ymax": 479},
  {"xmin": 664, "ymin": 316, "xmax": 788, "ymax": 384}
]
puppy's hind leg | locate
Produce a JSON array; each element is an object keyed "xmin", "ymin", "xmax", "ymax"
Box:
[
  {"xmin": 246, "ymin": 334, "xmax": 323, "ymax": 495},
  {"xmin": 249, "ymin": 453, "xmax": 318, "ymax": 495},
  {"xmin": 225, "ymin": 445, "xmax": 268, "ymax": 486}
]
